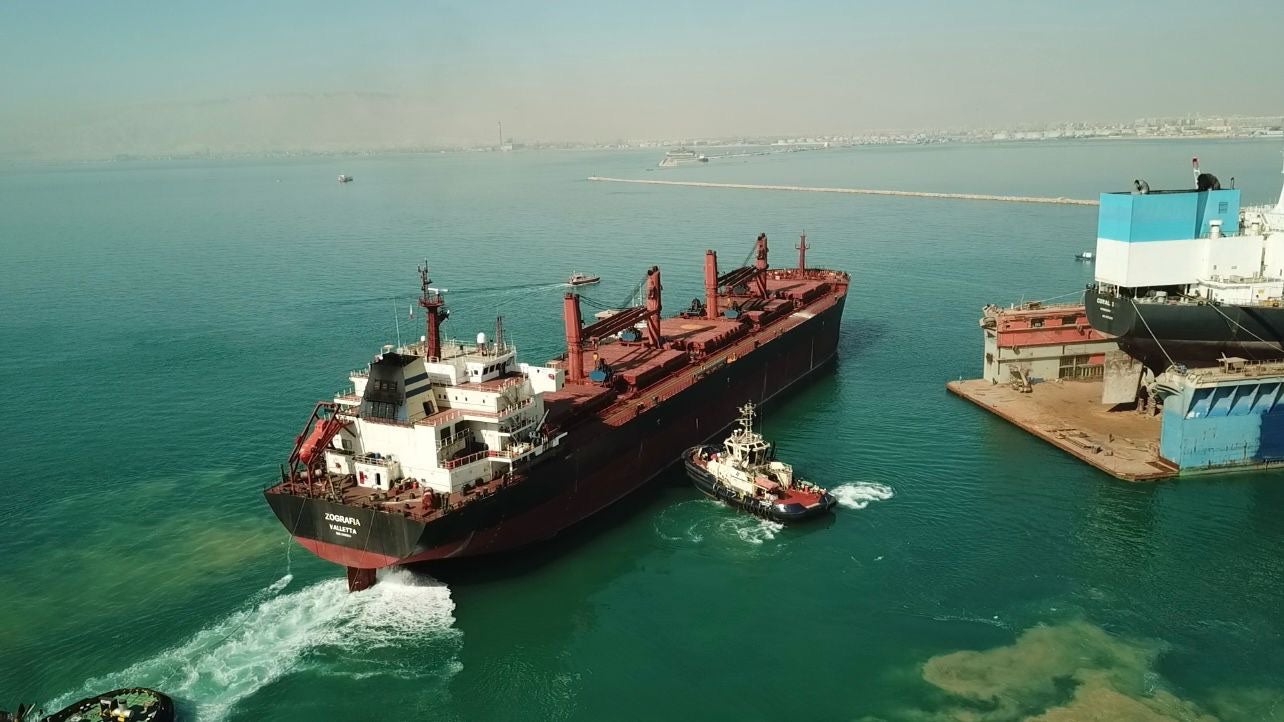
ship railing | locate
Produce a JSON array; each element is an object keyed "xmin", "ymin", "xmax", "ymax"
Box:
[
  {"xmin": 414, "ymin": 339, "xmax": 516, "ymax": 361},
  {"xmin": 498, "ymin": 397, "xmax": 535, "ymax": 417},
  {"xmin": 442, "ymin": 449, "xmax": 491, "ymax": 470},
  {"xmin": 440, "ymin": 375, "xmax": 526, "ymax": 395},
  {"xmin": 1175, "ymin": 356, "xmax": 1284, "ymax": 381},
  {"xmin": 437, "ymin": 427, "xmax": 473, "ymax": 450},
  {"xmin": 413, "ymin": 397, "xmax": 532, "ymax": 427},
  {"xmin": 353, "ymin": 453, "xmax": 395, "ymax": 466},
  {"xmin": 497, "ymin": 417, "xmax": 536, "ymax": 435},
  {"xmin": 417, "ymin": 408, "xmax": 465, "ymax": 426},
  {"xmin": 361, "ymin": 413, "xmax": 414, "ymax": 427}
]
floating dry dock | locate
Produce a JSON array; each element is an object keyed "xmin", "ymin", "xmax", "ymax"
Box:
[
  {"xmin": 948, "ymin": 378, "xmax": 1172, "ymax": 481},
  {"xmin": 952, "ymin": 302, "xmax": 1284, "ymax": 480}
]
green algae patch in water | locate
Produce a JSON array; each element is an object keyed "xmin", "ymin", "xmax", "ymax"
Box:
[{"xmin": 902, "ymin": 621, "xmax": 1221, "ymax": 721}]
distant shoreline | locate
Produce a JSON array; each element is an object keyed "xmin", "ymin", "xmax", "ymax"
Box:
[{"xmin": 1, "ymin": 134, "xmax": 1279, "ymax": 169}]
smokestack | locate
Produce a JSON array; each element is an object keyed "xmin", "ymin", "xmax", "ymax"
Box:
[
  {"xmin": 704, "ymin": 250, "xmax": 719, "ymax": 320},
  {"xmin": 563, "ymin": 293, "xmax": 584, "ymax": 382}
]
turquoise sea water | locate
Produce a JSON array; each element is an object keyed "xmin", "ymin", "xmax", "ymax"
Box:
[{"xmin": 3, "ymin": 140, "xmax": 1284, "ymax": 721}]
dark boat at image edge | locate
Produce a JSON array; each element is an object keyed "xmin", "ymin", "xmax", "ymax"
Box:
[
  {"xmin": 3, "ymin": 688, "xmax": 175, "ymax": 722},
  {"xmin": 264, "ymin": 232, "xmax": 848, "ymax": 590}
]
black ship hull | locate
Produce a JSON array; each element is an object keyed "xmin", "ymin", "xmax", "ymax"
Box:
[
  {"xmin": 265, "ymin": 294, "xmax": 847, "ymax": 571},
  {"xmin": 1085, "ymin": 287, "xmax": 1284, "ymax": 372}
]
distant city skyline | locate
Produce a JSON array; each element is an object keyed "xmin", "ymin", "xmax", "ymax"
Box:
[{"xmin": 2, "ymin": 1, "xmax": 1283, "ymax": 160}]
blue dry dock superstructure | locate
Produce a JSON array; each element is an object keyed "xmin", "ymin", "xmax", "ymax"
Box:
[{"xmin": 1152, "ymin": 358, "xmax": 1284, "ymax": 472}]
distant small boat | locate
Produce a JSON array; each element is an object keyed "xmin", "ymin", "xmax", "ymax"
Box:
[
  {"xmin": 1075, "ymin": 251, "xmax": 1095, "ymax": 261},
  {"xmin": 338, "ymin": 174, "xmax": 354, "ymax": 183},
  {"xmin": 567, "ymin": 272, "xmax": 600, "ymax": 286}
]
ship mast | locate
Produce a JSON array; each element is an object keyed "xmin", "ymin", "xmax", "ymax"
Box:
[
  {"xmin": 418, "ymin": 262, "xmax": 448, "ymax": 360},
  {"xmin": 644, "ymin": 265, "xmax": 663, "ymax": 346},
  {"xmin": 796, "ymin": 232, "xmax": 809, "ymax": 270},
  {"xmin": 753, "ymin": 233, "xmax": 769, "ymax": 298}
]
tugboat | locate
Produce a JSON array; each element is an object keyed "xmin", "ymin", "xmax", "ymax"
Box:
[
  {"xmin": 683, "ymin": 402, "xmax": 835, "ymax": 522},
  {"xmin": 3, "ymin": 688, "xmax": 174, "ymax": 722},
  {"xmin": 566, "ymin": 271, "xmax": 600, "ymax": 286}
]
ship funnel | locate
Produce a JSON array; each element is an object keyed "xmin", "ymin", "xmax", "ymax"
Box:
[{"xmin": 1192, "ymin": 156, "xmax": 1221, "ymax": 191}]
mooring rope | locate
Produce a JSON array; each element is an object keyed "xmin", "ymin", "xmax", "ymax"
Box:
[{"xmin": 1129, "ymin": 297, "xmax": 1178, "ymax": 371}]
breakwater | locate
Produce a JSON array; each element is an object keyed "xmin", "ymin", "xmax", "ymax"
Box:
[{"xmin": 587, "ymin": 176, "xmax": 1098, "ymax": 206}]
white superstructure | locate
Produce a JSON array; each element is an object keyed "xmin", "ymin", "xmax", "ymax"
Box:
[
  {"xmin": 1093, "ymin": 154, "xmax": 1284, "ymax": 304},
  {"xmin": 322, "ymin": 335, "xmax": 565, "ymax": 496}
]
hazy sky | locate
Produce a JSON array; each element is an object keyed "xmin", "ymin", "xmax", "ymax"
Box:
[{"xmin": 2, "ymin": 0, "xmax": 1282, "ymax": 158}]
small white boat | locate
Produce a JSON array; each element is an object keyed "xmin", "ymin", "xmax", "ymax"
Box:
[
  {"xmin": 338, "ymin": 174, "xmax": 354, "ymax": 183},
  {"xmin": 567, "ymin": 272, "xmax": 601, "ymax": 286},
  {"xmin": 1075, "ymin": 251, "xmax": 1095, "ymax": 261}
]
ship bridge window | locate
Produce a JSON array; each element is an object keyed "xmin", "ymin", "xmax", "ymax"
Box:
[{"xmin": 1219, "ymin": 201, "xmax": 1228, "ymax": 213}]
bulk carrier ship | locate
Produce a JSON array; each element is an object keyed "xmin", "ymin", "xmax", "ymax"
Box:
[{"xmin": 264, "ymin": 234, "xmax": 849, "ymax": 590}]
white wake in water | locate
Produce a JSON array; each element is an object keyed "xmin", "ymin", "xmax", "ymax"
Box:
[
  {"xmin": 46, "ymin": 569, "xmax": 460, "ymax": 721},
  {"xmin": 830, "ymin": 482, "xmax": 895, "ymax": 510},
  {"xmin": 724, "ymin": 517, "xmax": 784, "ymax": 545}
]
